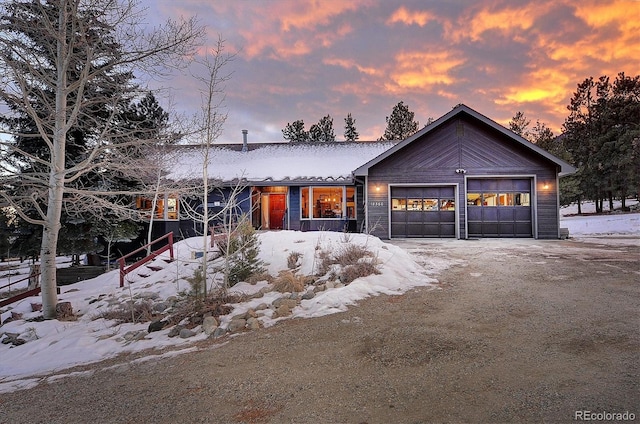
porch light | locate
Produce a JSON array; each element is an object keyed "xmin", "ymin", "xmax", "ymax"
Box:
[
  {"xmin": 543, "ymin": 182, "xmax": 550, "ymax": 190},
  {"xmin": 375, "ymin": 185, "xmax": 381, "ymax": 192}
]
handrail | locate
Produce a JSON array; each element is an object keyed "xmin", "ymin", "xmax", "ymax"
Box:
[
  {"xmin": 117, "ymin": 232, "xmax": 174, "ymax": 288},
  {"xmin": 0, "ymin": 272, "xmax": 42, "ymax": 308}
]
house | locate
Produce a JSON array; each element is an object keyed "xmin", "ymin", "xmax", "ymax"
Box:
[{"xmin": 143, "ymin": 104, "xmax": 575, "ymax": 240}]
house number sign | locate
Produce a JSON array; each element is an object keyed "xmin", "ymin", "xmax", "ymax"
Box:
[{"xmin": 369, "ymin": 201, "xmax": 384, "ymax": 207}]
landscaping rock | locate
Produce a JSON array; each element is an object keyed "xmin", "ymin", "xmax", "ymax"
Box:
[
  {"xmin": 168, "ymin": 325, "xmax": 184, "ymax": 338},
  {"xmin": 272, "ymin": 297, "xmax": 298, "ymax": 310},
  {"xmin": 148, "ymin": 320, "xmax": 166, "ymax": 333},
  {"xmin": 301, "ymin": 290, "xmax": 316, "ymax": 300},
  {"xmin": 31, "ymin": 303, "xmax": 42, "ymax": 312},
  {"xmin": 137, "ymin": 291, "xmax": 160, "ymax": 300},
  {"xmin": 228, "ymin": 318, "xmax": 247, "ymax": 332},
  {"xmin": 179, "ymin": 328, "xmax": 196, "ymax": 339},
  {"xmin": 273, "ymin": 304, "xmax": 291, "ymax": 318},
  {"xmin": 212, "ymin": 327, "xmax": 226, "ymax": 338},
  {"xmin": 247, "ymin": 317, "xmax": 261, "ymax": 330},
  {"xmin": 152, "ymin": 302, "xmax": 170, "ymax": 313},
  {"xmin": 123, "ymin": 330, "xmax": 147, "ymax": 341},
  {"xmin": 202, "ymin": 316, "xmax": 218, "ymax": 335}
]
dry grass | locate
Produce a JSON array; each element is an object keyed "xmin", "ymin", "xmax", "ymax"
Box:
[
  {"xmin": 340, "ymin": 261, "xmax": 380, "ymax": 284},
  {"xmin": 95, "ymin": 300, "xmax": 155, "ymax": 324},
  {"xmin": 287, "ymin": 251, "xmax": 303, "ymax": 269},
  {"xmin": 272, "ymin": 270, "xmax": 307, "ymax": 293}
]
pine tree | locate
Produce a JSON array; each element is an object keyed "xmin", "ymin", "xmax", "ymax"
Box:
[
  {"xmin": 344, "ymin": 113, "xmax": 359, "ymax": 141},
  {"xmin": 508, "ymin": 111, "xmax": 531, "ymax": 139},
  {"xmin": 282, "ymin": 120, "xmax": 308, "ymax": 142},
  {"xmin": 309, "ymin": 115, "xmax": 335, "ymax": 142},
  {"xmin": 381, "ymin": 101, "xmax": 419, "ymax": 141}
]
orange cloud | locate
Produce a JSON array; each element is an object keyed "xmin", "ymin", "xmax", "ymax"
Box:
[
  {"xmin": 387, "ymin": 6, "xmax": 438, "ymax": 26},
  {"xmin": 448, "ymin": 3, "xmax": 551, "ymax": 42},
  {"xmin": 323, "ymin": 58, "xmax": 382, "ymax": 76},
  {"xmin": 495, "ymin": 68, "xmax": 571, "ymax": 106},
  {"xmin": 387, "ymin": 50, "xmax": 466, "ymax": 92}
]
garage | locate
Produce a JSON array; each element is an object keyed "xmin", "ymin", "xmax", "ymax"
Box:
[
  {"xmin": 466, "ymin": 178, "xmax": 532, "ymax": 237},
  {"xmin": 391, "ymin": 186, "xmax": 456, "ymax": 238}
]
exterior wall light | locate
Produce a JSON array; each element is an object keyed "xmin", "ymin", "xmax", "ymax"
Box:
[
  {"xmin": 543, "ymin": 182, "xmax": 550, "ymax": 190},
  {"xmin": 375, "ymin": 185, "xmax": 381, "ymax": 192}
]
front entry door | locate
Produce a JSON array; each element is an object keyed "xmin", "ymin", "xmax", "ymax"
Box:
[{"xmin": 268, "ymin": 194, "xmax": 286, "ymax": 229}]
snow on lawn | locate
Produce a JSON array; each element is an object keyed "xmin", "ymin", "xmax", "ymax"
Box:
[
  {"xmin": 560, "ymin": 199, "xmax": 640, "ymax": 241},
  {"xmin": 0, "ymin": 231, "xmax": 438, "ymax": 393}
]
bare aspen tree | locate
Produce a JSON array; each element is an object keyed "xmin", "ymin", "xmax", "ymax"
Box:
[
  {"xmin": 185, "ymin": 37, "xmax": 234, "ymax": 298},
  {"xmin": 0, "ymin": 0, "xmax": 204, "ymax": 318}
]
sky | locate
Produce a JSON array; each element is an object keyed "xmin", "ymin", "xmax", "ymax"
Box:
[{"xmin": 140, "ymin": 0, "xmax": 640, "ymax": 143}]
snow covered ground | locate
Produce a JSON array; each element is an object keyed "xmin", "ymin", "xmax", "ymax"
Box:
[{"xmin": 0, "ymin": 201, "xmax": 637, "ymax": 394}]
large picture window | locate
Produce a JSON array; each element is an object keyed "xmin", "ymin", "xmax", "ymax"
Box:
[
  {"xmin": 301, "ymin": 186, "xmax": 355, "ymax": 219},
  {"xmin": 136, "ymin": 194, "xmax": 179, "ymax": 220}
]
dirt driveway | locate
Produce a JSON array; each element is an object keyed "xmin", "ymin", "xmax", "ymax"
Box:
[{"xmin": 2, "ymin": 238, "xmax": 639, "ymax": 423}]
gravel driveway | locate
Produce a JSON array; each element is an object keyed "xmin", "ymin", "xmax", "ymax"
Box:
[{"xmin": 2, "ymin": 238, "xmax": 638, "ymax": 423}]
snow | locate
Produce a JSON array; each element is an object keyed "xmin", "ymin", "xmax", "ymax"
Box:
[
  {"xmin": 168, "ymin": 142, "xmax": 394, "ymax": 182},
  {"xmin": 0, "ymin": 231, "xmax": 437, "ymax": 393},
  {"xmin": 1, "ymin": 202, "xmax": 637, "ymax": 394}
]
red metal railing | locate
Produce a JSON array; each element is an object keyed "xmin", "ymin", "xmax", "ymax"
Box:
[
  {"xmin": 117, "ymin": 232, "xmax": 174, "ymax": 288},
  {"xmin": 0, "ymin": 272, "xmax": 41, "ymax": 308}
]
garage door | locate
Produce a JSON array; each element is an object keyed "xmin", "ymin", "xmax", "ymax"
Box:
[
  {"xmin": 466, "ymin": 179, "xmax": 532, "ymax": 237},
  {"xmin": 391, "ymin": 186, "xmax": 456, "ymax": 237}
]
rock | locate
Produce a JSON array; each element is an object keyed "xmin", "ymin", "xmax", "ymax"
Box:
[
  {"xmin": 137, "ymin": 291, "xmax": 160, "ymax": 300},
  {"xmin": 301, "ymin": 290, "xmax": 316, "ymax": 300},
  {"xmin": 246, "ymin": 308, "xmax": 258, "ymax": 318},
  {"xmin": 55, "ymin": 302, "xmax": 73, "ymax": 319},
  {"xmin": 202, "ymin": 316, "xmax": 218, "ymax": 335},
  {"xmin": 179, "ymin": 328, "xmax": 196, "ymax": 339},
  {"xmin": 228, "ymin": 318, "xmax": 247, "ymax": 332},
  {"xmin": 273, "ymin": 304, "xmax": 291, "ymax": 318},
  {"xmin": 325, "ymin": 281, "xmax": 335, "ymax": 289},
  {"xmin": 314, "ymin": 284, "xmax": 326, "ymax": 293},
  {"xmin": 247, "ymin": 317, "xmax": 261, "ymax": 330},
  {"xmin": 123, "ymin": 330, "xmax": 147, "ymax": 341},
  {"xmin": 212, "ymin": 327, "xmax": 227, "ymax": 338},
  {"xmin": 255, "ymin": 303, "xmax": 269, "ymax": 311},
  {"xmin": 11, "ymin": 311, "xmax": 23, "ymax": 321},
  {"xmin": 31, "ymin": 303, "xmax": 42, "ymax": 312},
  {"xmin": 148, "ymin": 320, "xmax": 166, "ymax": 333},
  {"xmin": 168, "ymin": 325, "xmax": 184, "ymax": 338},
  {"xmin": 152, "ymin": 302, "xmax": 170, "ymax": 313},
  {"xmin": 272, "ymin": 297, "xmax": 298, "ymax": 310}
]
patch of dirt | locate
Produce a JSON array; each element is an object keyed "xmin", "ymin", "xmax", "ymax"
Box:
[{"xmin": 2, "ymin": 238, "xmax": 639, "ymax": 423}]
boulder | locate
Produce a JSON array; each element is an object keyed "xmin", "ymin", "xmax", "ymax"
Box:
[
  {"xmin": 202, "ymin": 316, "xmax": 219, "ymax": 335},
  {"xmin": 55, "ymin": 302, "xmax": 73, "ymax": 319}
]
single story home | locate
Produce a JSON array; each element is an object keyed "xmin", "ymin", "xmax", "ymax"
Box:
[{"xmin": 142, "ymin": 104, "xmax": 575, "ymax": 240}]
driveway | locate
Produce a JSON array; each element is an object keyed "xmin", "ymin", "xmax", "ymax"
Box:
[{"xmin": 2, "ymin": 238, "xmax": 639, "ymax": 423}]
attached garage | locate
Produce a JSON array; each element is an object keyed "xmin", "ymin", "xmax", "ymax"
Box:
[
  {"xmin": 390, "ymin": 186, "xmax": 456, "ymax": 237},
  {"xmin": 466, "ymin": 178, "xmax": 532, "ymax": 238},
  {"xmin": 354, "ymin": 104, "xmax": 575, "ymax": 240}
]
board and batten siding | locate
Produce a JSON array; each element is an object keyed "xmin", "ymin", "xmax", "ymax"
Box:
[{"xmin": 366, "ymin": 116, "xmax": 562, "ymax": 239}]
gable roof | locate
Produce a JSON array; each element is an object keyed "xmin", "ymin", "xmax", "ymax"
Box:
[
  {"xmin": 354, "ymin": 104, "xmax": 576, "ymax": 177},
  {"xmin": 168, "ymin": 141, "xmax": 395, "ymax": 184}
]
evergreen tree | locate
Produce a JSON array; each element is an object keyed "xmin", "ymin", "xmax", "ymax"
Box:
[
  {"xmin": 282, "ymin": 119, "xmax": 308, "ymax": 142},
  {"xmin": 308, "ymin": 115, "xmax": 335, "ymax": 142},
  {"xmin": 344, "ymin": 113, "xmax": 359, "ymax": 141},
  {"xmin": 563, "ymin": 72, "xmax": 640, "ymax": 212},
  {"xmin": 508, "ymin": 111, "xmax": 531, "ymax": 139},
  {"xmin": 381, "ymin": 101, "xmax": 419, "ymax": 141}
]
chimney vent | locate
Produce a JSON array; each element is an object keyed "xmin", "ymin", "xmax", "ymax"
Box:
[{"xmin": 242, "ymin": 129, "xmax": 248, "ymax": 152}]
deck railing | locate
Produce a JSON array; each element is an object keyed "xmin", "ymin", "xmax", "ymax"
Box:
[{"xmin": 117, "ymin": 232, "xmax": 174, "ymax": 288}]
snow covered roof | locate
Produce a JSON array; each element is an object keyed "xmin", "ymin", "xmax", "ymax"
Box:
[{"xmin": 167, "ymin": 142, "xmax": 395, "ymax": 184}]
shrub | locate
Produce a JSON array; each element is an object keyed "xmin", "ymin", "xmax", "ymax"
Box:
[
  {"xmin": 273, "ymin": 270, "xmax": 306, "ymax": 293},
  {"xmin": 287, "ymin": 251, "xmax": 302, "ymax": 269},
  {"xmin": 340, "ymin": 261, "xmax": 380, "ymax": 284},
  {"xmin": 220, "ymin": 217, "xmax": 265, "ymax": 287},
  {"xmin": 95, "ymin": 300, "xmax": 155, "ymax": 324}
]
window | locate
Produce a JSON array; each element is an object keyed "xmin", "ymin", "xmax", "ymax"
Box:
[
  {"xmin": 301, "ymin": 186, "xmax": 356, "ymax": 219},
  {"xmin": 467, "ymin": 192, "xmax": 530, "ymax": 207},
  {"xmin": 136, "ymin": 194, "xmax": 179, "ymax": 221},
  {"xmin": 393, "ymin": 190, "xmax": 455, "ymax": 212}
]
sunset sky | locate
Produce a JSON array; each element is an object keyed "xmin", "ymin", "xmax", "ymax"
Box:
[{"xmin": 145, "ymin": 0, "xmax": 639, "ymax": 143}]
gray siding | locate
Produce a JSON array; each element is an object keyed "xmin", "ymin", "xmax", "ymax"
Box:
[{"xmin": 367, "ymin": 116, "xmax": 561, "ymax": 239}]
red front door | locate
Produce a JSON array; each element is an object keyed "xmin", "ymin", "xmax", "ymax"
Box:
[{"xmin": 269, "ymin": 194, "xmax": 286, "ymax": 229}]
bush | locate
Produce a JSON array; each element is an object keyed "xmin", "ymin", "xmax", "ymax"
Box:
[
  {"xmin": 340, "ymin": 261, "xmax": 380, "ymax": 284},
  {"xmin": 287, "ymin": 251, "xmax": 302, "ymax": 269},
  {"xmin": 273, "ymin": 270, "xmax": 306, "ymax": 293},
  {"xmin": 220, "ymin": 217, "xmax": 265, "ymax": 287}
]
